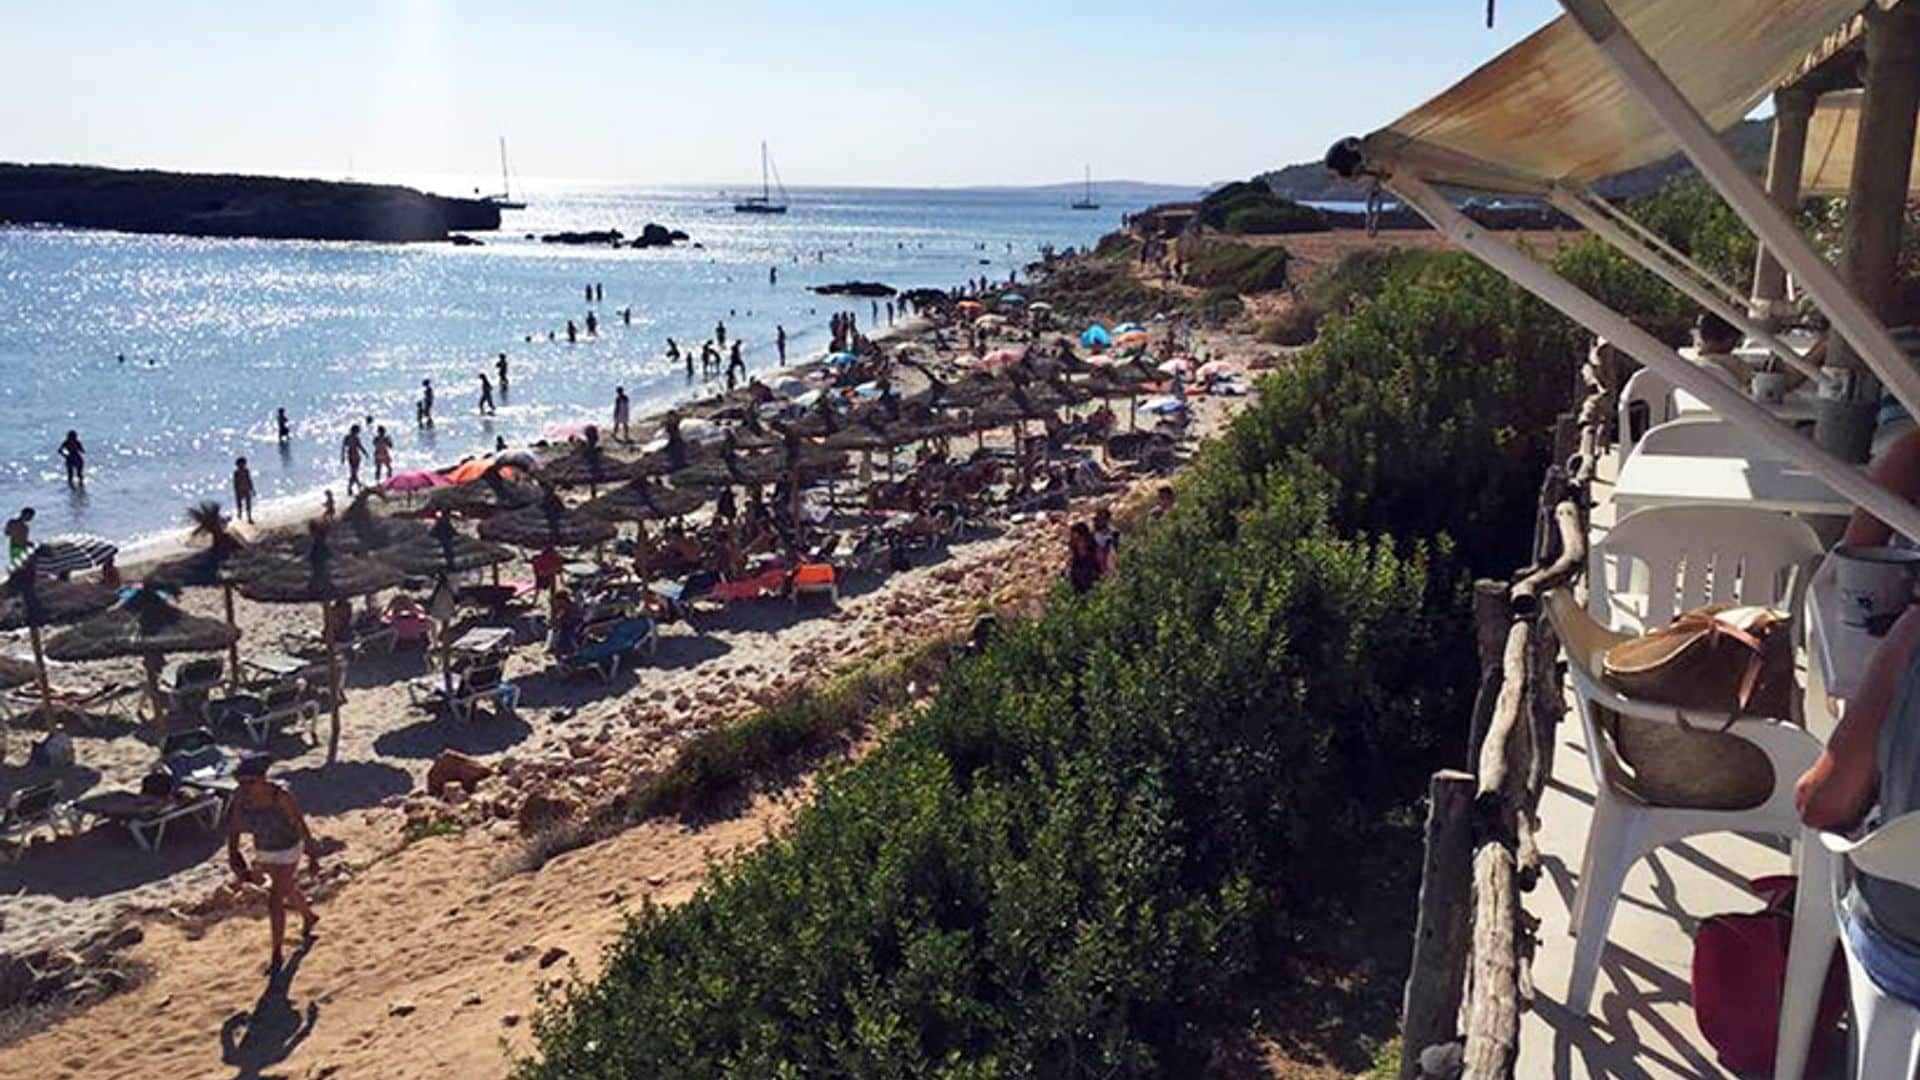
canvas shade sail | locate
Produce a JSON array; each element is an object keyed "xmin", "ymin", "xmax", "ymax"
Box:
[
  {"xmin": 1801, "ymin": 89, "xmax": 1920, "ymax": 196},
  {"xmin": 1356, "ymin": 0, "xmax": 1872, "ymax": 194}
]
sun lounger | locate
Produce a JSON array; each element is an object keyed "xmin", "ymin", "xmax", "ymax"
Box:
[
  {"xmin": 1, "ymin": 782, "xmax": 79, "ymax": 860},
  {"xmin": 792, "ymin": 563, "xmax": 839, "ymax": 604},
  {"xmin": 344, "ymin": 617, "xmax": 397, "ymax": 657},
  {"xmin": 163, "ymin": 657, "xmax": 225, "ymax": 723},
  {"xmin": 234, "ymin": 680, "xmax": 319, "ymax": 745},
  {"xmin": 3, "ymin": 681, "xmax": 141, "ymax": 726},
  {"xmin": 712, "ymin": 567, "xmax": 790, "ymax": 602},
  {"xmin": 560, "ymin": 617, "xmax": 658, "ymax": 682},
  {"xmin": 410, "ymin": 662, "xmax": 519, "ymax": 721},
  {"xmin": 74, "ymin": 786, "xmax": 224, "ymax": 852}
]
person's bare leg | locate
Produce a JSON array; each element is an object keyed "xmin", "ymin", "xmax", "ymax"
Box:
[
  {"xmin": 287, "ymin": 873, "xmax": 318, "ymax": 937},
  {"xmin": 266, "ymin": 868, "xmax": 288, "ymax": 969}
]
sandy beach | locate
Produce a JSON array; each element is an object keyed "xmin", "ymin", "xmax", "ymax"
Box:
[{"xmin": 0, "ymin": 280, "xmax": 1268, "ymax": 1078}]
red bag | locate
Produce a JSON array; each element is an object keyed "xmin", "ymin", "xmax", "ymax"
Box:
[{"xmin": 1691, "ymin": 875, "xmax": 1847, "ymax": 1073}]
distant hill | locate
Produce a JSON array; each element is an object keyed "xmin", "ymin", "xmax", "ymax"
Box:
[
  {"xmin": 0, "ymin": 163, "xmax": 500, "ymax": 242},
  {"xmin": 1259, "ymin": 118, "xmax": 1773, "ymax": 202},
  {"xmin": 961, "ymin": 180, "xmax": 1205, "ymax": 203}
]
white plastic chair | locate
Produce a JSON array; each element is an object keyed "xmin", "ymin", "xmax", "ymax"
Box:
[
  {"xmin": 1587, "ymin": 503, "xmax": 1823, "ymax": 636},
  {"xmin": 1619, "ymin": 366, "xmax": 1677, "ymax": 457},
  {"xmin": 1543, "ymin": 588, "xmax": 1828, "ymax": 1017},
  {"xmin": 1821, "ymin": 811, "xmax": 1920, "ymax": 1078},
  {"xmin": 1631, "ymin": 416, "xmax": 1771, "ymax": 460}
]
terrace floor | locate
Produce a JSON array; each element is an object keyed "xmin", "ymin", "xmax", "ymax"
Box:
[{"xmin": 1515, "ymin": 457, "xmax": 1847, "ymax": 1079}]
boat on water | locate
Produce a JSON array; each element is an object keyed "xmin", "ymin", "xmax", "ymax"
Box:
[
  {"xmin": 1070, "ymin": 166, "xmax": 1100, "ymax": 211},
  {"xmin": 484, "ymin": 137, "xmax": 527, "ymax": 210},
  {"xmin": 734, "ymin": 141, "xmax": 789, "ymax": 215}
]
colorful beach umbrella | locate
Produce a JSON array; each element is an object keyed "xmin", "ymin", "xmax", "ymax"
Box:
[
  {"xmin": 385, "ymin": 469, "xmax": 451, "ymax": 494},
  {"xmin": 1080, "ymin": 324, "xmax": 1112, "ymax": 348},
  {"xmin": 30, "ymin": 535, "xmax": 118, "ymax": 578}
]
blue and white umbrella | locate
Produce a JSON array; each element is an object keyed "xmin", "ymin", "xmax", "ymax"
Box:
[
  {"xmin": 1137, "ymin": 396, "xmax": 1188, "ymax": 417},
  {"xmin": 31, "ymin": 534, "xmax": 118, "ymax": 578}
]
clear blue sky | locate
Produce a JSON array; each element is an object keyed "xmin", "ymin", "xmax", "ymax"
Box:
[{"xmin": 0, "ymin": 0, "xmax": 1564, "ymax": 191}]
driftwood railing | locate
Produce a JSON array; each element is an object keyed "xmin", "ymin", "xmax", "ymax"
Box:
[{"xmin": 1397, "ymin": 344, "xmax": 1617, "ymax": 1079}]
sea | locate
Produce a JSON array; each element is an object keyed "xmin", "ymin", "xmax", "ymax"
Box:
[{"xmin": 0, "ymin": 181, "xmax": 1180, "ymax": 555}]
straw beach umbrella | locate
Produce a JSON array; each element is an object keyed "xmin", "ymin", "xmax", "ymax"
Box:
[
  {"xmin": 45, "ymin": 584, "xmax": 240, "ymax": 727},
  {"xmin": 542, "ymin": 439, "xmax": 637, "ymax": 497},
  {"xmin": 383, "ymin": 512, "xmax": 516, "ymax": 578},
  {"xmin": 478, "ymin": 489, "xmax": 617, "ymax": 550},
  {"xmin": 584, "ymin": 482, "xmax": 707, "ymax": 524},
  {"xmin": 425, "ymin": 468, "xmax": 540, "ymax": 519},
  {"xmin": 0, "ymin": 555, "xmax": 117, "ymax": 708},
  {"xmin": 239, "ymin": 522, "xmax": 404, "ymax": 762},
  {"xmin": 149, "ymin": 502, "xmax": 254, "ymax": 689}
]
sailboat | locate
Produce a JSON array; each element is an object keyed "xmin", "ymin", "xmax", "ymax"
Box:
[
  {"xmin": 484, "ymin": 137, "xmax": 527, "ymax": 210},
  {"xmin": 1071, "ymin": 166, "xmax": 1100, "ymax": 211},
  {"xmin": 734, "ymin": 141, "xmax": 789, "ymax": 215}
]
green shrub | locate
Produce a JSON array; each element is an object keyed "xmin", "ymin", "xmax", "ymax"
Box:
[
  {"xmin": 519, "ymin": 246, "xmax": 1580, "ymax": 1080},
  {"xmin": 1197, "ymin": 179, "xmax": 1328, "ymax": 235},
  {"xmin": 1256, "ymin": 302, "xmax": 1321, "ymax": 346},
  {"xmin": 1181, "ymin": 242, "xmax": 1290, "ymax": 293}
]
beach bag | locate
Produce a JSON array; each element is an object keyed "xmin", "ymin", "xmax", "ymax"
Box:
[
  {"xmin": 1602, "ymin": 604, "xmax": 1794, "ymax": 723},
  {"xmin": 1692, "ymin": 875, "xmax": 1845, "ymax": 1073}
]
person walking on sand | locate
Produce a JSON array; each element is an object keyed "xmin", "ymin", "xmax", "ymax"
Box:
[
  {"xmin": 340, "ymin": 425, "xmax": 366, "ymax": 494},
  {"xmin": 372, "ymin": 426, "xmax": 394, "ymax": 483},
  {"xmin": 233, "ymin": 457, "xmax": 256, "ymax": 523},
  {"xmin": 6, "ymin": 508, "xmax": 34, "ymax": 563},
  {"xmin": 227, "ymin": 753, "xmax": 321, "ymax": 972},
  {"xmin": 613, "ymin": 386, "xmax": 632, "ymax": 442},
  {"xmin": 478, "ymin": 373, "xmax": 496, "ymax": 416},
  {"xmin": 322, "ymin": 490, "xmax": 336, "ymax": 522},
  {"xmin": 496, "ymin": 353, "xmax": 509, "ymax": 391},
  {"xmin": 776, "ymin": 325, "xmax": 787, "ymax": 364},
  {"xmin": 57, "ymin": 430, "xmax": 85, "ymax": 489},
  {"xmin": 275, "ymin": 407, "xmax": 291, "ymax": 444},
  {"xmin": 421, "ymin": 379, "xmax": 435, "ymax": 427}
]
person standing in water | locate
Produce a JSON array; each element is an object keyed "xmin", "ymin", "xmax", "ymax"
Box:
[
  {"xmin": 566, "ymin": 320, "xmax": 578, "ymax": 344},
  {"xmin": 6, "ymin": 508, "xmax": 34, "ymax": 562},
  {"xmin": 340, "ymin": 425, "xmax": 366, "ymax": 494},
  {"xmin": 496, "ymin": 353, "xmax": 509, "ymax": 391},
  {"xmin": 421, "ymin": 379, "xmax": 435, "ymax": 427},
  {"xmin": 729, "ymin": 340, "xmax": 745, "ymax": 380},
  {"xmin": 584, "ymin": 283, "xmax": 593, "ymax": 302},
  {"xmin": 478, "ymin": 373, "xmax": 496, "ymax": 416},
  {"xmin": 233, "ymin": 457, "xmax": 256, "ymax": 523},
  {"xmin": 57, "ymin": 430, "xmax": 85, "ymax": 489},
  {"xmin": 715, "ymin": 320, "xmax": 727, "ymax": 348},
  {"xmin": 586, "ymin": 310, "xmax": 599, "ymax": 337},
  {"xmin": 372, "ymin": 426, "xmax": 394, "ymax": 482},
  {"xmin": 612, "ymin": 387, "xmax": 632, "ymax": 442},
  {"xmin": 769, "ymin": 266, "xmax": 778, "ymax": 286},
  {"xmin": 226, "ymin": 753, "xmax": 321, "ymax": 973},
  {"xmin": 275, "ymin": 408, "xmax": 291, "ymax": 444},
  {"xmin": 776, "ymin": 325, "xmax": 787, "ymax": 364}
]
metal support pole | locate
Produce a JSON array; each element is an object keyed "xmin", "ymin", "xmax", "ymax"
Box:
[
  {"xmin": 1549, "ymin": 187, "xmax": 1822, "ymax": 381},
  {"xmin": 1559, "ymin": 0, "xmax": 1920, "ymax": 446},
  {"xmin": 1386, "ymin": 171, "xmax": 1920, "ymax": 547}
]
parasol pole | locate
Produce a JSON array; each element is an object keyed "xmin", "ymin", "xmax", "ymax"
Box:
[
  {"xmin": 223, "ymin": 583, "xmax": 242, "ymax": 691},
  {"xmin": 27, "ymin": 621, "xmax": 50, "ymax": 704},
  {"xmin": 141, "ymin": 654, "xmax": 165, "ymax": 729},
  {"xmin": 320, "ymin": 605, "xmax": 342, "ymax": 763}
]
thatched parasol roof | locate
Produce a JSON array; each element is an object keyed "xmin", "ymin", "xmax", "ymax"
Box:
[
  {"xmin": 149, "ymin": 501, "xmax": 256, "ymax": 589},
  {"xmin": 0, "ymin": 558, "xmax": 117, "ymax": 631},
  {"xmin": 44, "ymin": 585, "xmax": 240, "ymax": 662},
  {"xmin": 584, "ymin": 482, "xmax": 709, "ymax": 522},
  {"xmin": 423, "ymin": 470, "xmax": 542, "ymax": 518},
  {"xmin": 542, "ymin": 443, "xmax": 638, "ymax": 489},
  {"xmin": 383, "ymin": 513, "xmax": 517, "ymax": 576},
  {"xmin": 478, "ymin": 490, "xmax": 618, "ymax": 549},
  {"xmin": 238, "ymin": 524, "xmax": 405, "ymax": 604}
]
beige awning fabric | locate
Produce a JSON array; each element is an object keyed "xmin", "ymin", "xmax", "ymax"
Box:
[
  {"xmin": 1801, "ymin": 89, "xmax": 1920, "ymax": 196},
  {"xmin": 1357, "ymin": 0, "xmax": 1872, "ymax": 195}
]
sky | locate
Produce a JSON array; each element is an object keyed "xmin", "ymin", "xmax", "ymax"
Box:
[{"xmin": 0, "ymin": 0, "xmax": 1566, "ymax": 192}]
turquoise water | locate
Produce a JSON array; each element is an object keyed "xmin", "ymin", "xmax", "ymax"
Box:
[{"xmin": 0, "ymin": 183, "xmax": 1167, "ymax": 549}]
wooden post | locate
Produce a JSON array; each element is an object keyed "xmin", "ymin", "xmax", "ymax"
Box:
[
  {"xmin": 223, "ymin": 583, "xmax": 242, "ymax": 691},
  {"xmin": 1462, "ymin": 841, "xmax": 1521, "ymax": 1076},
  {"xmin": 1399, "ymin": 770, "xmax": 1476, "ymax": 1080},
  {"xmin": 1467, "ymin": 582, "xmax": 1511, "ymax": 767},
  {"xmin": 321, "ymin": 606, "xmax": 342, "ymax": 763},
  {"xmin": 1751, "ymin": 85, "xmax": 1816, "ymax": 320}
]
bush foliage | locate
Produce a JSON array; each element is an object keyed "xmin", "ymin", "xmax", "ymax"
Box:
[{"xmin": 518, "ymin": 245, "xmax": 1581, "ymax": 1079}]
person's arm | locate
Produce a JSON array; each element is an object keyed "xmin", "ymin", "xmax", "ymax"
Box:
[
  {"xmin": 283, "ymin": 788, "xmax": 320, "ymax": 866},
  {"xmin": 227, "ymin": 810, "xmax": 254, "ymax": 882},
  {"xmin": 1845, "ymin": 428, "xmax": 1920, "ymax": 548},
  {"xmin": 1799, "ymin": 605, "xmax": 1920, "ymax": 830}
]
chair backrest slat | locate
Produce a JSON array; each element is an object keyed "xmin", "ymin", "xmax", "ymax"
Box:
[{"xmin": 1592, "ymin": 505, "xmax": 1823, "ymax": 635}]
